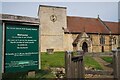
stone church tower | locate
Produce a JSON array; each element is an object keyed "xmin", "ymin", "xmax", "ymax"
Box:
[{"xmin": 38, "ymin": 5, "xmax": 68, "ymax": 52}]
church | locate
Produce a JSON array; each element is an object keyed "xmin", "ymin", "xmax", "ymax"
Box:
[
  {"xmin": 1, "ymin": 5, "xmax": 119, "ymax": 53},
  {"xmin": 38, "ymin": 5, "xmax": 119, "ymax": 52}
]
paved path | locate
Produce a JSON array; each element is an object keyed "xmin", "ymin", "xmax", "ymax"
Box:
[{"xmin": 93, "ymin": 57, "xmax": 113, "ymax": 71}]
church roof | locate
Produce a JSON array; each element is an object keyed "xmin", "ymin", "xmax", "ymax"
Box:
[
  {"xmin": 104, "ymin": 21, "xmax": 119, "ymax": 34},
  {"xmin": 67, "ymin": 16, "xmax": 119, "ymax": 34}
]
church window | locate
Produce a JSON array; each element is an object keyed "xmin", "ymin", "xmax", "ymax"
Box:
[
  {"xmin": 113, "ymin": 37, "xmax": 116, "ymax": 44},
  {"xmin": 100, "ymin": 35, "xmax": 105, "ymax": 45}
]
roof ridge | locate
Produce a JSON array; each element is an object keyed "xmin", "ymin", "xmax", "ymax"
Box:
[
  {"xmin": 67, "ymin": 16, "xmax": 118, "ymax": 23},
  {"xmin": 98, "ymin": 17, "xmax": 111, "ymax": 33},
  {"xmin": 104, "ymin": 21, "xmax": 119, "ymax": 23},
  {"xmin": 67, "ymin": 16, "xmax": 97, "ymax": 19}
]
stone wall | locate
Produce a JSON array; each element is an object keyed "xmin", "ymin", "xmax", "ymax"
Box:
[
  {"xmin": 92, "ymin": 34, "xmax": 100, "ymax": 46},
  {"xmin": 104, "ymin": 35, "xmax": 110, "ymax": 52},
  {"xmin": 64, "ymin": 34, "xmax": 73, "ymax": 51}
]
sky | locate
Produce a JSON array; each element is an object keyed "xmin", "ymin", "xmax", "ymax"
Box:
[{"xmin": 1, "ymin": 1, "xmax": 120, "ymax": 22}]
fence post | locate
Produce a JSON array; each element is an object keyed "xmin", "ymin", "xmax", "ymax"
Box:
[
  {"xmin": 77, "ymin": 51, "xmax": 85, "ymax": 78},
  {"xmin": 65, "ymin": 51, "xmax": 73, "ymax": 78},
  {"xmin": 79, "ymin": 56, "xmax": 85, "ymax": 78},
  {"xmin": 112, "ymin": 48, "xmax": 120, "ymax": 80}
]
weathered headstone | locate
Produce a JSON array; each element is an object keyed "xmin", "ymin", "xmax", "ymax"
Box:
[{"xmin": 46, "ymin": 49, "xmax": 54, "ymax": 54}]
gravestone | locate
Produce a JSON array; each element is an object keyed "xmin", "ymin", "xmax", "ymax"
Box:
[{"xmin": 46, "ymin": 48, "xmax": 54, "ymax": 54}]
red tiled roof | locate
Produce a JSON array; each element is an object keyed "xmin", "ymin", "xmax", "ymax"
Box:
[
  {"xmin": 67, "ymin": 16, "xmax": 119, "ymax": 34},
  {"xmin": 104, "ymin": 21, "xmax": 119, "ymax": 34}
]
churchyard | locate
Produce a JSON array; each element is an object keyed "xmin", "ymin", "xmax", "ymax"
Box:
[
  {"xmin": 1, "ymin": 4, "xmax": 119, "ymax": 80},
  {"xmin": 3, "ymin": 51, "xmax": 114, "ymax": 79}
]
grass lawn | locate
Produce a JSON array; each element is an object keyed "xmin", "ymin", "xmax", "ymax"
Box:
[
  {"xmin": 41, "ymin": 52, "xmax": 64, "ymax": 69},
  {"xmin": 41, "ymin": 52, "xmax": 102, "ymax": 70},
  {"xmin": 84, "ymin": 56, "xmax": 103, "ymax": 70},
  {"xmin": 101, "ymin": 56, "xmax": 113, "ymax": 63}
]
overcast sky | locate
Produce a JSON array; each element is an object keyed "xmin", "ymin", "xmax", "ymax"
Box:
[{"xmin": 1, "ymin": 1, "xmax": 120, "ymax": 22}]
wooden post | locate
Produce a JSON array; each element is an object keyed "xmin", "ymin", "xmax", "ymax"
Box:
[
  {"xmin": 71, "ymin": 60, "xmax": 75, "ymax": 78},
  {"xmin": 65, "ymin": 51, "xmax": 73, "ymax": 78},
  {"xmin": 79, "ymin": 58, "xmax": 85, "ymax": 78},
  {"xmin": 112, "ymin": 48, "xmax": 120, "ymax": 80}
]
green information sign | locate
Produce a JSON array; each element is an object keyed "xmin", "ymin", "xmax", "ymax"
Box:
[{"xmin": 5, "ymin": 24, "xmax": 39, "ymax": 73}]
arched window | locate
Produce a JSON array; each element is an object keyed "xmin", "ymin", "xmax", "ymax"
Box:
[
  {"xmin": 113, "ymin": 37, "xmax": 116, "ymax": 44},
  {"xmin": 100, "ymin": 35, "xmax": 105, "ymax": 45}
]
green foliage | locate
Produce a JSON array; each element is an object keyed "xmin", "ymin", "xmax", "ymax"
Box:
[
  {"xmin": 101, "ymin": 56, "xmax": 113, "ymax": 63},
  {"xmin": 84, "ymin": 56, "xmax": 103, "ymax": 70}
]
